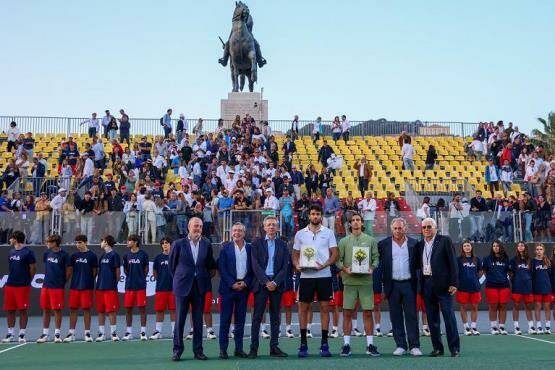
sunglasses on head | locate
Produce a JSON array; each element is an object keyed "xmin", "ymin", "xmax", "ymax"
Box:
[{"xmin": 422, "ymin": 225, "xmax": 433, "ymax": 230}]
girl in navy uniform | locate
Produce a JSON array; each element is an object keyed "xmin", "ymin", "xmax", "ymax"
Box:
[
  {"xmin": 482, "ymin": 240, "xmax": 510, "ymax": 335},
  {"xmin": 508, "ymin": 241, "xmax": 534, "ymax": 335},
  {"xmin": 456, "ymin": 240, "xmax": 483, "ymax": 335},
  {"xmin": 531, "ymin": 244, "xmax": 552, "ymax": 334}
]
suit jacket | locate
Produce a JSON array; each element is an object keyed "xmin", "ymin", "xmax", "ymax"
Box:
[
  {"xmin": 354, "ymin": 161, "xmax": 372, "ymax": 179},
  {"xmin": 282, "ymin": 141, "xmax": 296, "ymax": 155},
  {"xmin": 250, "ymin": 237, "xmax": 289, "ymax": 293},
  {"xmin": 217, "ymin": 241, "xmax": 254, "ymax": 296},
  {"xmin": 169, "ymin": 237, "xmax": 216, "ymax": 297},
  {"xmin": 378, "ymin": 236, "xmax": 419, "ymax": 297},
  {"xmin": 416, "ymin": 234, "xmax": 459, "ymax": 295}
]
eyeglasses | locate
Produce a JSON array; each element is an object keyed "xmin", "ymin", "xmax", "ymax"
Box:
[{"xmin": 421, "ymin": 225, "xmax": 433, "ymax": 230}]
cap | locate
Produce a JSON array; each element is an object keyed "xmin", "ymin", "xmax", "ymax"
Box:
[
  {"xmin": 58, "ymin": 188, "xmax": 66, "ymax": 193},
  {"xmin": 106, "ymin": 173, "xmax": 113, "ymax": 177},
  {"xmin": 154, "ymin": 181, "xmax": 161, "ymax": 186},
  {"xmin": 265, "ymin": 188, "xmax": 273, "ymax": 193},
  {"xmin": 120, "ymin": 185, "xmax": 127, "ymax": 190}
]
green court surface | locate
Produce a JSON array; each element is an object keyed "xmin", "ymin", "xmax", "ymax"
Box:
[{"xmin": 0, "ymin": 335, "xmax": 554, "ymax": 370}]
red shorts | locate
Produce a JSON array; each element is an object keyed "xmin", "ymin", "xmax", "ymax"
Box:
[
  {"xmin": 40, "ymin": 288, "xmax": 64, "ymax": 310},
  {"xmin": 374, "ymin": 292, "xmax": 383, "ymax": 306},
  {"xmin": 3, "ymin": 286, "xmax": 31, "ymax": 311},
  {"xmin": 69, "ymin": 289, "xmax": 93, "ymax": 310},
  {"xmin": 511, "ymin": 293, "xmax": 534, "ymax": 304},
  {"xmin": 154, "ymin": 291, "xmax": 176, "ymax": 311},
  {"xmin": 456, "ymin": 291, "xmax": 482, "ymax": 305},
  {"xmin": 96, "ymin": 290, "xmax": 120, "ymax": 313},
  {"xmin": 281, "ymin": 290, "xmax": 296, "ymax": 308},
  {"xmin": 247, "ymin": 291, "xmax": 270, "ymax": 308},
  {"xmin": 485, "ymin": 287, "xmax": 511, "ymax": 305},
  {"xmin": 534, "ymin": 294, "xmax": 553, "ymax": 303},
  {"xmin": 329, "ymin": 291, "xmax": 343, "ymax": 307},
  {"xmin": 204, "ymin": 292, "xmax": 213, "ymax": 313},
  {"xmin": 124, "ymin": 290, "xmax": 147, "ymax": 308},
  {"xmin": 416, "ymin": 294, "xmax": 426, "ymax": 311}
]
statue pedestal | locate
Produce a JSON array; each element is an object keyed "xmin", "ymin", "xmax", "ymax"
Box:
[{"xmin": 220, "ymin": 92, "xmax": 268, "ymax": 126}]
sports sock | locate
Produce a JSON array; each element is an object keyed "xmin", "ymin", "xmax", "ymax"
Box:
[
  {"xmin": 69, "ymin": 329, "xmax": 75, "ymax": 335},
  {"xmin": 171, "ymin": 322, "xmax": 175, "ymax": 333},
  {"xmin": 343, "ymin": 335, "xmax": 350, "ymax": 345},
  {"xmin": 261, "ymin": 323, "xmax": 267, "ymax": 331},
  {"xmin": 300, "ymin": 329, "xmax": 307, "ymax": 345},
  {"xmin": 332, "ymin": 326, "xmax": 338, "ymax": 331},
  {"xmin": 513, "ymin": 321, "xmax": 519, "ymax": 329},
  {"xmin": 422, "ymin": 324, "xmax": 429, "ymax": 330},
  {"xmin": 155, "ymin": 322, "xmax": 163, "ymax": 332},
  {"xmin": 375, "ymin": 323, "xmax": 381, "ymax": 330},
  {"xmin": 307, "ymin": 323, "xmax": 312, "ymax": 331},
  {"xmin": 84, "ymin": 330, "xmax": 90, "ymax": 335},
  {"xmin": 536, "ymin": 321, "xmax": 542, "ymax": 328},
  {"xmin": 110, "ymin": 325, "xmax": 117, "ymax": 334},
  {"xmin": 546, "ymin": 321, "xmax": 551, "ymax": 328},
  {"xmin": 471, "ymin": 322, "xmax": 477, "ymax": 329},
  {"xmin": 42, "ymin": 328, "xmax": 49, "ymax": 336},
  {"xmin": 19, "ymin": 329, "xmax": 26, "ymax": 335},
  {"xmin": 321, "ymin": 329, "xmax": 328, "ymax": 344},
  {"xmin": 366, "ymin": 335, "xmax": 373, "ymax": 346},
  {"xmin": 126, "ymin": 326, "xmax": 132, "ymax": 334},
  {"xmin": 528, "ymin": 321, "xmax": 534, "ymax": 328},
  {"xmin": 490, "ymin": 321, "xmax": 498, "ymax": 328},
  {"xmin": 207, "ymin": 327, "xmax": 213, "ymax": 333},
  {"xmin": 8, "ymin": 328, "xmax": 14, "ymax": 335},
  {"xmin": 286, "ymin": 324, "xmax": 291, "ymax": 331},
  {"xmin": 499, "ymin": 324, "xmax": 505, "ymax": 330},
  {"xmin": 230, "ymin": 324, "xmax": 235, "ymax": 331},
  {"xmin": 98, "ymin": 326, "xmax": 105, "ymax": 335},
  {"xmin": 140, "ymin": 326, "xmax": 146, "ymax": 334},
  {"xmin": 464, "ymin": 322, "xmax": 470, "ymax": 329},
  {"xmin": 351, "ymin": 319, "xmax": 357, "ymax": 330},
  {"xmin": 54, "ymin": 329, "xmax": 61, "ymax": 335}
]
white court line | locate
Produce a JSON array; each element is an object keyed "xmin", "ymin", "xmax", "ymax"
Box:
[
  {"xmin": 512, "ymin": 334, "xmax": 555, "ymax": 345},
  {"xmin": 0, "ymin": 343, "xmax": 27, "ymax": 354}
]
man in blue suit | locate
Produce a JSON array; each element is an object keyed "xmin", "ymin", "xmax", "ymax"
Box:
[
  {"xmin": 248, "ymin": 215, "xmax": 289, "ymax": 358},
  {"xmin": 169, "ymin": 217, "xmax": 216, "ymax": 361},
  {"xmin": 416, "ymin": 217, "xmax": 460, "ymax": 358},
  {"xmin": 378, "ymin": 218, "xmax": 422, "ymax": 356},
  {"xmin": 217, "ymin": 222, "xmax": 253, "ymax": 359}
]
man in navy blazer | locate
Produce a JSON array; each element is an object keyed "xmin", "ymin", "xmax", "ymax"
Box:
[
  {"xmin": 169, "ymin": 217, "xmax": 216, "ymax": 361},
  {"xmin": 416, "ymin": 217, "xmax": 460, "ymax": 357},
  {"xmin": 217, "ymin": 222, "xmax": 253, "ymax": 359},
  {"xmin": 248, "ymin": 215, "xmax": 289, "ymax": 358},
  {"xmin": 378, "ymin": 218, "xmax": 422, "ymax": 356}
]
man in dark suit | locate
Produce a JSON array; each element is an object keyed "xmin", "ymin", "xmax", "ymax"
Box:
[
  {"xmin": 217, "ymin": 222, "xmax": 253, "ymax": 359},
  {"xmin": 282, "ymin": 135, "xmax": 297, "ymax": 156},
  {"xmin": 416, "ymin": 217, "xmax": 460, "ymax": 357},
  {"xmin": 249, "ymin": 215, "xmax": 289, "ymax": 358},
  {"xmin": 378, "ymin": 218, "xmax": 422, "ymax": 356},
  {"xmin": 169, "ymin": 217, "xmax": 216, "ymax": 361}
]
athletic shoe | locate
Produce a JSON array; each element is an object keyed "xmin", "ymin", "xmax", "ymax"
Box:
[
  {"xmin": 387, "ymin": 330, "xmax": 394, "ymax": 337},
  {"xmin": 54, "ymin": 334, "xmax": 62, "ymax": 343},
  {"xmin": 185, "ymin": 331, "xmax": 193, "ymax": 340},
  {"xmin": 340, "ymin": 344, "xmax": 351, "ymax": 357},
  {"xmin": 36, "ymin": 334, "xmax": 48, "ymax": 343},
  {"xmin": 545, "ymin": 327, "xmax": 551, "ymax": 334},
  {"xmin": 319, "ymin": 343, "xmax": 332, "ymax": 357},
  {"xmin": 410, "ymin": 348, "xmax": 423, "ymax": 356},
  {"xmin": 330, "ymin": 329, "xmax": 339, "ymax": 338},
  {"xmin": 374, "ymin": 328, "xmax": 383, "ymax": 337},
  {"xmin": 306, "ymin": 329, "xmax": 313, "ymax": 338},
  {"xmin": 229, "ymin": 330, "xmax": 234, "ymax": 339},
  {"xmin": 353, "ymin": 328, "xmax": 363, "ymax": 337},
  {"xmin": 63, "ymin": 333, "xmax": 75, "ymax": 343},
  {"xmin": 95, "ymin": 333, "xmax": 105, "ymax": 342},
  {"xmin": 122, "ymin": 332, "xmax": 132, "ymax": 341},
  {"xmin": 286, "ymin": 329, "xmax": 295, "ymax": 338},
  {"xmin": 84, "ymin": 333, "xmax": 93, "ymax": 342},
  {"xmin": 464, "ymin": 328, "xmax": 472, "ymax": 336},
  {"xmin": 536, "ymin": 328, "xmax": 544, "ymax": 335},
  {"xmin": 366, "ymin": 344, "xmax": 381, "ymax": 357},
  {"xmin": 207, "ymin": 330, "xmax": 217, "ymax": 340},
  {"xmin": 2, "ymin": 334, "xmax": 14, "ymax": 343},
  {"xmin": 18, "ymin": 334, "xmax": 26, "ymax": 344},
  {"xmin": 393, "ymin": 347, "xmax": 406, "ymax": 356},
  {"xmin": 514, "ymin": 327, "xmax": 522, "ymax": 335},
  {"xmin": 111, "ymin": 333, "xmax": 120, "ymax": 342},
  {"xmin": 298, "ymin": 344, "xmax": 309, "ymax": 358},
  {"xmin": 499, "ymin": 327, "xmax": 508, "ymax": 335},
  {"xmin": 528, "ymin": 327, "xmax": 537, "ymax": 335},
  {"xmin": 149, "ymin": 331, "xmax": 162, "ymax": 340},
  {"xmin": 140, "ymin": 332, "xmax": 147, "ymax": 341},
  {"xmin": 471, "ymin": 328, "xmax": 480, "ymax": 336},
  {"xmin": 490, "ymin": 328, "xmax": 499, "ymax": 335},
  {"xmin": 422, "ymin": 328, "xmax": 431, "ymax": 337}
]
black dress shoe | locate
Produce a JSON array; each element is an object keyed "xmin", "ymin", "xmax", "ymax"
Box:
[
  {"xmin": 194, "ymin": 353, "xmax": 208, "ymax": 360},
  {"xmin": 234, "ymin": 350, "xmax": 249, "ymax": 358},
  {"xmin": 247, "ymin": 349, "xmax": 258, "ymax": 359},
  {"xmin": 171, "ymin": 353, "xmax": 181, "ymax": 361},
  {"xmin": 219, "ymin": 351, "xmax": 229, "ymax": 359},
  {"xmin": 270, "ymin": 347, "xmax": 288, "ymax": 357},
  {"xmin": 451, "ymin": 351, "xmax": 460, "ymax": 357},
  {"xmin": 429, "ymin": 349, "xmax": 444, "ymax": 357}
]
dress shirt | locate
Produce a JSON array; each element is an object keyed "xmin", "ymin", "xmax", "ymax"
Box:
[
  {"xmin": 189, "ymin": 237, "xmax": 199, "ymax": 265},
  {"xmin": 422, "ymin": 235, "xmax": 436, "ymax": 274},
  {"xmin": 391, "ymin": 238, "xmax": 411, "ymax": 280},
  {"xmin": 234, "ymin": 242, "xmax": 248, "ymax": 280},
  {"xmin": 265, "ymin": 236, "xmax": 275, "ymax": 276}
]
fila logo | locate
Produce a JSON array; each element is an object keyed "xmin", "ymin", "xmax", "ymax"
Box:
[
  {"xmin": 160, "ymin": 261, "xmax": 169, "ymax": 266},
  {"xmin": 47, "ymin": 257, "xmax": 59, "ymax": 263},
  {"xmin": 75, "ymin": 258, "xmax": 89, "ymax": 263},
  {"xmin": 128, "ymin": 258, "xmax": 142, "ymax": 264},
  {"xmin": 10, "ymin": 255, "xmax": 21, "ymax": 261}
]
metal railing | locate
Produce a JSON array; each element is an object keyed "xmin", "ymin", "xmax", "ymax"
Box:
[{"xmin": 1, "ymin": 115, "xmax": 479, "ymax": 138}]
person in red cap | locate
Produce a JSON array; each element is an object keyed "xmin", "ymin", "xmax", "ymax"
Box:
[
  {"xmin": 103, "ymin": 173, "xmax": 116, "ymax": 194},
  {"xmin": 152, "ymin": 181, "xmax": 165, "ymax": 200}
]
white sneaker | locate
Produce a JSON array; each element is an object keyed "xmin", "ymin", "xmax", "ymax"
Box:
[
  {"xmin": 95, "ymin": 334, "xmax": 105, "ymax": 342},
  {"xmin": 393, "ymin": 347, "xmax": 406, "ymax": 356},
  {"xmin": 36, "ymin": 334, "xmax": 48, "ymax": 343},
  {"xmin": 140, "ymin": 332, "xmax": 147, "ymax": 341},
  {"xmin": 514, "ymin": 327, "xmax": 522, "ymax": 336},
  {"xmin": 410, "ymin": 348, "xmax": 423, "ymax": 356},
  {"xmin": 528, "ymin": 327, "xmax": 537, "ymax": 335},
  {"xmin": 330, "ymin": 329, "xmax": 339, "ymax": 338},
  {"xmin": 286, "ymin": 329, "xmax": 295, "ymax": 338},
  {"xmin": 471, "ymin": 328, "xmax": 480, "ymax": 336},
  {"xmin": 536, "ymin": 328, "xmax": 544, "ymax": 335},
  {"xmin": 2, "ymin": 334, "xmax": 14, "ymax": 343},
  {"xmin": 122, "ymin": 332, "xmax": 132, "ymax": 341},
  {"xmin": 422, "ymin": 327, "xmax": 431, "ymax": 337},
  {"xmin": 491, "ymin": 328, "xmax": 499, "ymax": 335},
  {"xmin": 374, "ymin": 328, "xmax": 383, "ymax": 337},
  {"xmin": 353, "ymin": 328, "xmax": 363, "ymax": 337},
  {"xmin": 185, "ymin": 331, "xmax": 193, "ymax": 340},
  {"xmin": 206, "ymin": 330, "xmax": 217, "ymax": 340},
  {"xmin": 84, "ymin": 333, "xmax": 93, "ymax": 342},
  {"xmin": 499, "ymin": 327, "xmax": 508, "ymax": 335},
  {"xmin": 149, "ymin": 331, "xmax": 162, "ymax": 340},
  {"xmin": 545, "ymin": 327, "xmax": 551, "ymax": 335},
  {"xmin": 63, "ymin": 333, "xmax": 75, "ymax": 343},
  {"xmin": 306, "ymin": 329, "xmax": 313, "ymax": 338},
  {"xmin": 111, "ymin": 333, "xmax": 120, "ymax": 342},
  {"xmin": 464, "ymin": 327, "xmax": 472, "ymax": 336},
  {"xmin": 387, "ymin": 330, "xmax": 394, "ymax": 337},
  {"xmin": 228, "ymin": 330, "xmax": 234, "ymax": 339},
  {"xmin": 54, "ymin": 334, "xmax": 62, "ymax": 343}
]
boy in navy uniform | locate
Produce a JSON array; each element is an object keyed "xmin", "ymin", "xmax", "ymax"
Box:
[
  {"xmin": 2, "ymin": 231, "xmax": 36, "ymax": 344},
  {"xmin": 122, "ymin": 234, "xmax": 149, "ymax": 341},
  {"xmin": 150, "ymin": 238, "xmax": 176, "ymax": 339},
  {"xmin": 37, "ymin": 234, "xmax": 70, "ymax": 343},
  {"xmin": 64, "ymin": 234, "xmax": 98, "ymax": 342},
  {"xmin": 96, "ymin": 235, "xmax": 121, "ymax": 342}
]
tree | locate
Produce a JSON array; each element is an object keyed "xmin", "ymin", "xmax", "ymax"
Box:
[{"xmin": 531, "ymin": 112, "xmax": 555, "ymax": 154}]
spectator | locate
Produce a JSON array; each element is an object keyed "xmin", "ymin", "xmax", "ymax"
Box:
[
  {"xmin": 119, "ymin": 109, "xmax": 131, "ymax": 145},
  {"xmin": 341, "ymin": 115, "xmax": 350, "ymax": 142},
  {"xmin": 469, "ymin": 190, "xmax": 487, "ymax": 242},
  {"xmin": 357, "ymin": 191, "xmax": 376, "ymax": 236},
  {"xmin": 401, "ymin": 137, "xmax": 415, "ymax": 172},
  {"xmin": 291, "ymin": 115, "xmax": 299, "ymax": 140},
  {"xmin": 193, "ymin": 118, "xmax": 204, "ymax": 135},
  {"xmin": 384, "ymin": 192, "xmax": 400, "ymax": 233},
  {"xmin": 534, "ymin": 195, "xmax": 551, "ymax": 241},
  {"xmin": 107, "ymin": 116, "xmax": 118, "ymax": 141},
  {"xmin": 279, "ymin": 188, "xmax": 295, "ymax": 237},
  {"xmin": 521, "ymin": 192, "xmax": 537, "ymax": 241},
  {"xmin": 22, "ymin": 132, "xmax": 35, "ymax": 158},
  {"xmin": 50, "ymin": 188, "xmax": 67, "ymax": 211},
  {"xmin": 494, "ymin": 198, "xmax": 513, "ymax": 242},
  {"xmin": 485, "ymin": 158, "xmax": 501, "ymax": 197},
  {"xmin": 448, "ymin": 194, "xmax": 464, "ymax": 242},
  {"xmin": 142, "ymin": 192, "xmax": 157, "ymax": 244},
  {"xmin": 318, "ymin": 140, "xmax": 334, "ymax": 168},
  {"xmin": 354, "ymin": 157, "xmax": 371, "ymax": 195},
  {"xmin": 312, "ymin": 116, "xmax": 322, "ymax": 145},
  {"xmin": 331, "ymin": 116, "xmax": 341, "ymax": 141},
  {"xmin": 342, "ymin": 193, "xmax": 358, "ymax": 236},
  {"xmin": 416, "ymin": 196, "xmax": 431, "ymax": 221},
  {"xmin": 101, "ymin": 110, "xmax": 113, "ymax": 138},
  {"xmin": 176, "ymin": 113, "xmax": 186, "ymax": 144},
  {"xmin": 322, "ymin": 188, "xmax": 340, "ymax": 234},
  {"xmin": 500, "ymin": 160, "xmax": 514, "ymax": 196},
  {"xmin": 74, "ymin": 191, "xmax": 95, "ymax": 242},
  {"xmin": 425, "ymin": 145, "xmax": 437, "ymax": 170},
  {"xmin": 6, "ymin": 121, "xmax": 19, "ymax": 153}
]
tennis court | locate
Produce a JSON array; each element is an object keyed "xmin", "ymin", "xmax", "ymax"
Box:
[{"xmin": 1, "ymin": 334, "xmax": 554, "ymax": 370}]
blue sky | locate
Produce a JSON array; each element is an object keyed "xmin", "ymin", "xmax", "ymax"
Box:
[{"xmin": 2, "ymin": 0, "xmax": 554, "ymax": 133}]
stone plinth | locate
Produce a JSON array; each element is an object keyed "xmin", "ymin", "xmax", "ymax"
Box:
[{"xmin": 220, "ymin": 92, "xmax": 268, "ymax": 126}]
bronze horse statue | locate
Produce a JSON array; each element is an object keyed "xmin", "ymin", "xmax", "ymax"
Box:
[{"xmin": 219, "ymin": 2, "xmax": 266, "ymax": 92}]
